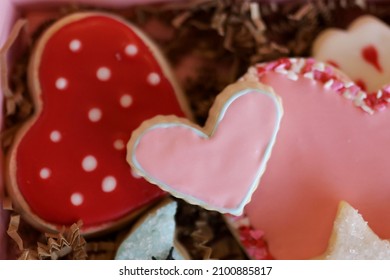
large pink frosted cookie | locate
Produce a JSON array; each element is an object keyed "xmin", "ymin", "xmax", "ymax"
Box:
[
  {"xmin": 313, "ymin": 15, "xmax": 390, "ymax": 93},
  {"xmin": 240, "ymin": 58, "xmax": 390, "ymax": 259},
  {"xmin": 6, "ymin": 12, "xmax": 189, "ymax": 234},
  {"xmin": 128, "ymin": 81, "xmax": 283, "ymax": 215}
]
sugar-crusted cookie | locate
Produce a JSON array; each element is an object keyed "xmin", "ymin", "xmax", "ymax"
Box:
[
  {"xmin": 238, "ymin": 58, "xmax": 390, "ymax": 259},
  {"xmin": 318, "ymin": 201, "xmax": 390, "ymax": 260},
  {"xmin": 115, "ymin": 199, "xmax": 189, "ymax": 260},
  {"xmin": 127, "ymin": 81, "xmax": 283, "ymax": 215},
  {"xmin": 6, "ymin": 12, "xmax": 190, "ymax": 235},
  {"xmin": 312, "ymin": 15, "xmax": 390, "ymax": 93}
]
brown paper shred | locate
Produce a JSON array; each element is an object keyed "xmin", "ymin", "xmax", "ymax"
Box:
[
  {"xmin": 223, "ymin": 25, "xmax": 234, "ymax": 51},
  {"xmin": 356, "ymin": 0, "xmax": 366, "ymax": 10},
  {"xmin": 172, "ymin": 11, "xmax": 192, "ymax": 28},
  {"xmin": 191, "ymin": 220, "xmax": 213, "ymax": 260},
  {"xmin": 175, "ymin": 201, "xmax": 246, "ymax": 260},
  {"xmin": 1, "ymin": 124, "xmax": 22, "ymax": 150},
  {"xmin": 243, "ymin": 20, "xmax": 266, "ymax": 45},
  {"xmin": 211, "ymin": 12, "xmax": 227, "ymax": 36},
  {"xmin": 0, "ymin": 19, "xmax": 36, "ymax": 146},
  {"xmin": 0, "ymin": 19, "xmax": 27, "ymax": 99},
  {"xmin": 5, "ymin": 212, "xmax": 87, "ymax": 260},
  {"xmin": 2, "ymin": 197, "xmax": 13, "ymax": 211},
  {"xmin": 3, "ymin": 198, "xmax": 42, "ymax": 259},
  {"xmin": 250, "ymin": 2, "xmax": 266, "ymax": 32},
  {"xmin": 37, "ymin": 221, "xmax": 87, "ymax": 260},
  {"xmin": 86, "ymin": 241, "xmax": 117, "ymax": 260},
  {"xmin": 270, "ymin": 2, "xmax": 279, "ymax": 13},
  {"xmin": 288, "ymin": 3, "xmax": 314, "ymax": 21},
  {"xmin": 159, "ymin": 0, "xmax": 214, "ymax": 12},
  {"xmin": 18, "ymin": 250, "xmax": 38, "ymax": 260},
  {"xmin": 7, "ymin": 215, "xmax": 23, "ymax": 251}
]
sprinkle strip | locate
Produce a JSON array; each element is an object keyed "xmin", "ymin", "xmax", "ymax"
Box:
[{"xmin": 250, "ymin": 57, "xmax": 390, "ymax": 114}]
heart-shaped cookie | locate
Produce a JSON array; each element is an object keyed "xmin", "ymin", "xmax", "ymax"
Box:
[
  {"xmin": 313, "ymin": 15, "xmax": 390, "ymax": 94},
  {"xmin": 6, "ymin": 12, "xmax": 190, "ymax": 234},
  {"xmin": 240, "ymin": 58, "xmax": 390, "ymax": 259},
  {"xmin": 128, "ymin": 81, "xmax": 283, "ymax": 215}
]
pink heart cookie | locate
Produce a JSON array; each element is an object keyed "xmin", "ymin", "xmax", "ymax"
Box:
[
  {"xmin": 240, "ymin": 58, "xmax": 390, "ymax": 259},
  {"xmin": 313, "ymin": 15, "xmax": 390, "ymax": 94},
  {"xmin": 127, "ymin": 81, "xmax": 283, "ymax": 215},
  {"xmin": 6, "ymin": 12, "xmax": 190, "ymax": 234}
]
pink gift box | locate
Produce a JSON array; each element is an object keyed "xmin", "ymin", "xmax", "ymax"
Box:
[{"xmin": 0, "ymin": 0, "xmax": 179, "ymax": 260}]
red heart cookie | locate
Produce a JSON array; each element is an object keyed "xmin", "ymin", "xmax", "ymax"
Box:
[
  {"xmin": 128, "ymin": 81, "xmax": 283, "ymax": 215},
  {"xmin": 240, "ymin": 58, "xmax": 390, "ymax": 259},
  {"xmin": 6, "ymin": 12, "xmax": 189, "ymax": 234}
]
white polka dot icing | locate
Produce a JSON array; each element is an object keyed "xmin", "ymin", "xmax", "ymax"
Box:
[
  {"xmin": 88, "ymin": 108, "xmax": 102, "ymax": 122},
  {"xmin": 96, "ymin": 67, "xmax": 111, "ymax": 81},
  {"xmin": 125, "ymin": 44, "xmax": 138, "ymax": 56},
  {"xmin": 147, "ymin": 72, "xmax": 161, "ymax": 86},
  {"xmin": 115, "ymin": 201, "xmax": 185, "ymax": 260},
  {"xmin": 120, "ymin": 94, "xmax": 133, "ymax": 108},
  {"xmin": 102, "ymin": 176, "xmax": 117, "ymax": 192},
  {"xmin": 55, "ymin": 78, "xmax": 68, "ymax": 90},
  {"xmin": 71, "ymin": 193, "xmax": 84, "ymax": 206},
  {"xmin": 113, "ymin": 139, "xmax": 125, "ymax": 150},
  {"xmin": 69, "ymin": 39, "xmax": 82, "ymax": 52},
  {"xmin": 82, "ymin": 155, "xmax": 97, "ymax": 172},
  {"xmin": 39, "ymin": 168, "xmax": 51, "ymax": 179},
  {"xmin": 50, "ymin": 130, "xmax": 62, "ymax": 142}
]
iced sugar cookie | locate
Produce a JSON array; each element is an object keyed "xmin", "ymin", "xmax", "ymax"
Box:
[
  {"xmin": 318, "ymin": 201, "xmax": 390, "ymax": 260},
  {"xmin": 6, "ymin": 12, "xmax": 190, "ymax": 235},
  {"xmin": 313, "ymin": 15, "xmax": 390, "ymax": 93},
  {"xmin": 239, "ymin": 58, "xmax": 390, "ymax": 259},
  {"xmin": 115, "ymin": 199, "xmax": 188, "ymax": 260},
  {"xmin": 128, "ymin": 81, "xmax": 283, "ymax": 215}
]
